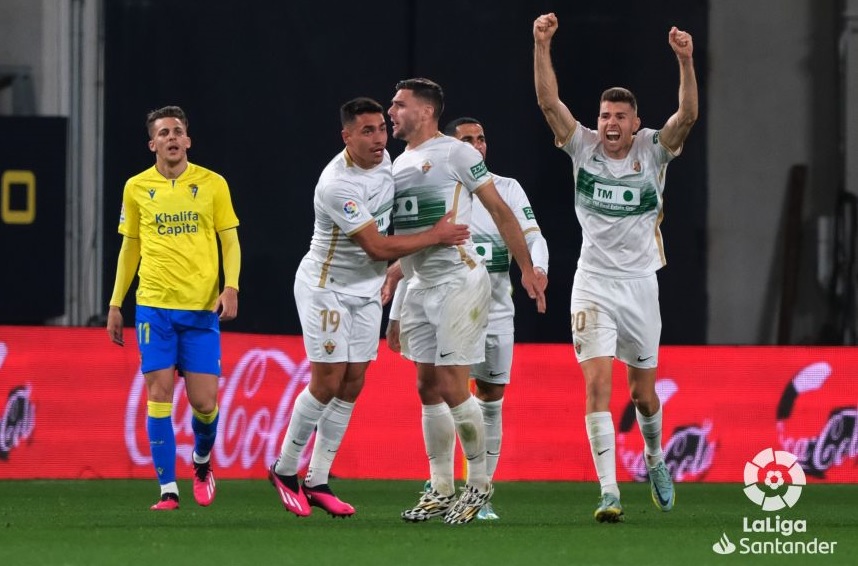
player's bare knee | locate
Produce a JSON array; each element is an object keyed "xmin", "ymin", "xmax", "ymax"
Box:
[
  {"xmin": 194, "ymin": 400, "xmax": 217, "ymax": 415},
  {"xmin": 475, "ymin": 380, "xmax": 504, "ymax": 402},
  {"xmin": 630, "ymin": 394, "xmax": 659, "ymax": 416}
]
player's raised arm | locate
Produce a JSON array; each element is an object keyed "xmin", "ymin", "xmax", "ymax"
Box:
[
  {"xmin": 657, "ymin": 26, "xmax": 698, "ymax": 153},
  {"xmin": 533, "ymin": 13, "xmax": 577, "ymax": 146}
]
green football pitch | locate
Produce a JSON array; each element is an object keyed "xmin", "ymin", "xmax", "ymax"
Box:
[{"xmin": 0, "ymin": 480, "xmax": 853, "ymax": 566}]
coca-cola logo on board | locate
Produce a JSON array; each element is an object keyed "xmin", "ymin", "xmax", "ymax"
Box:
[
  {"xmin": 125, "ymin": 348, "xmax": 311, "ymax": 470},
  {"xmin": 776, "ymin": 361, "xmax": 858, "ymax": 478},
  {"xmin": 618, "ymin": 377, "xmax": 717, "ymax": 482},
  {"xmin": 0, "ymin": 342, "xmax": 37, "ymax": 460}
]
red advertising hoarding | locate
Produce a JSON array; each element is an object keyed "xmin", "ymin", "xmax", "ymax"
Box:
[{"xmin": 1, "ymin": 326, "xmax": 856, "ymax": 483}]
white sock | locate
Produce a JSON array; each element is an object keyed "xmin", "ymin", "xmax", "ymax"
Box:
[
  {"xmin": 275, "ymin": 388, "xmax": 327, "ymax": 476},
  {"xmin": 476, "ymin": 397, "xmax": 503, "ymax": 481},
  {"xmin": 304, "ymin": 397, "xmax": 355, "ymax": 488},
  {"xmin": 160, "ymin": 482, "xmax": 179, "ymax": 496},
  {"xmin": 636, "ymin": 405, "xmax": 664, "ymax": 468},
  {"xmin": 422, "ymin": 402, "xmax": 456, "ymax": 496},
  {"xmin": 585, "ymin": 411, "xmax": 619, "ymax": 498},
  {"xmin": 450, "ymin": 396, "xmax": 488, "ymax": 492}
]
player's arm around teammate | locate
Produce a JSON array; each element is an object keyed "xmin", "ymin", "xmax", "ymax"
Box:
[{"xmin": 268, "ymin": 98, "xmax": 469, "ymax": 519}]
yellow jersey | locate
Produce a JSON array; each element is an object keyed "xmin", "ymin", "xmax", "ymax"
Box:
[{"xmin": 118, "ymin": 162, "xmax": 239, "ymax": 310}]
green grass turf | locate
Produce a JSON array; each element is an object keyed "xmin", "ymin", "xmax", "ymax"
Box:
[{"xmin": 0, "ymin": 480, "xmax": 853, "ymax": 566}]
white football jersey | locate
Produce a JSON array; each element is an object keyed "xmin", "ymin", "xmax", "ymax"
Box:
[
  {"xmin": 295, "ymin": 149, "xmax": 394, "ymax": 297},
  {"xmin": 561, "ymin": 124, "xmax": 677, "ymax": 276},
  {"xmin": 471, "ymin": 174, "xmax": 547, "ymax": 334},
  {"xmin": 392, "ymin": 134, "xmax": 491, "ymax": 288}
]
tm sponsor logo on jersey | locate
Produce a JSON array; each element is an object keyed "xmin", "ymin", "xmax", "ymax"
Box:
[
  {"xmin": 393, "ymin": 196, "xmax": 418, "ymax": 219},
  {"xmin": 155, "ymin": 210, "xmax": 200, "ymax": 236},
  {"xmin": 593, "ymin": 183, "xmax": 640, "ymax": 209},
  {"xmin": 474, "ymin": 239, "xmax": 510, "ymax": 272},
  {"xmin": 374, "ymin": 208, "xmax": 392, "ymax": 232},
  {"xmin": 474, "ymin": 242, "xmax": 494, "ymax": 261},
  {"xmin": 710, "ymin": 448, "xmax": 838, "ymax": 556}
]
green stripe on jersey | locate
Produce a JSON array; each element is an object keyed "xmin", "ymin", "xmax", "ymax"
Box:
[
  {"xmin": 392, "ymin": 191, "xmax": 447, "ymax": 230},
  {"xmin": 473, "ymin": 235, "xmax": 510, "ymax": 273},
  {"xmin": 576, "ymin": 170, "xmax": 658, "ymax": 217}
]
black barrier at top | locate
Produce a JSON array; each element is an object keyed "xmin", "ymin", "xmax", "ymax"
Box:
[{"xmin": 102, "ymin": 1, "xmax": 708, "ymax": 343}]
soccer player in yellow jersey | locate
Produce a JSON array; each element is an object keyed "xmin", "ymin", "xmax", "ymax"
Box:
[{"xmin": 106, "ymin": 105, "xmax": 241, "ymax": 511}]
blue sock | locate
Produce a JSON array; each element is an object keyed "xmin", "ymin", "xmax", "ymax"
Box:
[
  {"xmin": 192, "ymin": 407, "xmax": 219, "ymax": 460},
  {"xmin": 147, "ymin": 401, "xmax": 176, "ymax": 486}
]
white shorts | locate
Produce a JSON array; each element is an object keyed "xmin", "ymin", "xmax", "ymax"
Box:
[
  {"xmin": 470, "ymin": 333, "xmax": 514, "ymax": 385},
  {"xmin": 569, "ymin": 270, "xmax": 661, "ymax": 368},
  {"xmin": 294, "ymin": 278, "xmax": 381, "ymax": 363},
  {"xmin": 400, "ymin": 266, "xmax": 490, "ymax": 366}
]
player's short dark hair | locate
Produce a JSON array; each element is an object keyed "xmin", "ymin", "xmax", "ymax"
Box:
[
  {"xmin": 340, "ymin": 97, "xmax": 385, "ymax": 128},
  {"xmin": 146, "ymin": 105, "xmax": 188, "ymax": 137},
  {"xmin": 443, "ymin": 116, "xmax": 482, "ymax": 136},
  {"xmin": 600, "ymin": 87, "xmax": 637, "ymax": 112},
  {"xmin": 395, "ymin": 78, "xmax": 444, "ymax": 120}
]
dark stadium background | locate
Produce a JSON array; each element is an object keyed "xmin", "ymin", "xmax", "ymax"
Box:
[{"xmin": 101, "ymin": 0, "xmax": 708, "ymax": 343}]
